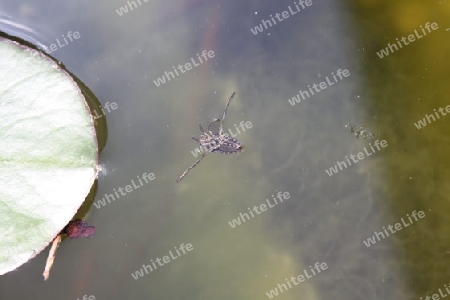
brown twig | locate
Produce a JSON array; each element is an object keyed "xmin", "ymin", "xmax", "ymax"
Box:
[{"xmin": 43, "ymin": 234, "xmax": 62, "ymax": 281}]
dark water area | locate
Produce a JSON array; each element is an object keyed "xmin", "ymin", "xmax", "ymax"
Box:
[{"xmin": 0, "ymin": 0, "xmax": 449, "ymax": 299}]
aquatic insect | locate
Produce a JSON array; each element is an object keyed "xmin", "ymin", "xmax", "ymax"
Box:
[{"xmin": 177, "ymin": 92, "xmax": 244, "ymax": 182}]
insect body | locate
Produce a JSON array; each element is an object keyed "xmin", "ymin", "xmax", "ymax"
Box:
[{"xmin": 177, "ymin": 92, "xmax": 244, "ymax": 182}]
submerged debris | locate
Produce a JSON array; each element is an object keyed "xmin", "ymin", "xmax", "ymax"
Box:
[
  {"xmin": 344, "ymin": 123, "xmax": 377, "ymax": 140},
  {"xmin": 62, "ymin": 219, "xmax": 96, "ymax": 238},
  {"xmin": 43, "ymin": 219, "xmax": 96, "ymax": 280}
]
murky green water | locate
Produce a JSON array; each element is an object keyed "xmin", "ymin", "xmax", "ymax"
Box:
[{"xmin": 1, "ymin": 0, "xmax": 450, "ymax": 299}]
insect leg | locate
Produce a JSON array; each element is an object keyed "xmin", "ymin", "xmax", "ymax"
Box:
[
  {"xmin": 177, "ymin": 152, "xmax": 209, "ymax": 182},
  {"xmin": 207, "ymin": 118, "xmax": 220, "ymax": 132},
  {"xmin": 219, "ymin": 92, "xmax": 236, "ymax": 135},
  {"xmin": 199, "ymin": 124, "xmax": 205, "ymax": 133}
]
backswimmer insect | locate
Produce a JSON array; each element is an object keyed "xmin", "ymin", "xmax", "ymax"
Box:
[{"xmin": 177, "ymin": 92, "xmax": 244, "ymax": 182}]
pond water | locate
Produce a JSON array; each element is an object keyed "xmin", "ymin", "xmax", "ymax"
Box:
[{"xmin": 1, "ymin": 0, "xmax": 450, "ymax": 299}]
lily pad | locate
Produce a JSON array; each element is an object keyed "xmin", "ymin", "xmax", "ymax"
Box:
[{"xmin": 0, "ymin": 36, "xmax": 98, "ymax": 275}]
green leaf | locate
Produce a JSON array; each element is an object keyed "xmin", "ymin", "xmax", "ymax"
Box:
[{"xmin": 0, "ymin": 37, "xmax": 98, "ymax": 275}]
